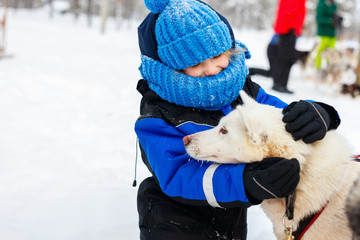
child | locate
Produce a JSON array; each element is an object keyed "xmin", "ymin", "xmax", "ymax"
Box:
[{"xmin": 135, "ymin": 0, "xmax": 341, "ymax": 239}]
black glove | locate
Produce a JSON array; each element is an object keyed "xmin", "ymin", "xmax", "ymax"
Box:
[
  {"xmin": 282, "ymin": 100, "xmax": 332, "ymax": 144},
  {"xmin": 243, "ymin": 157, "xmax": 300, "ymax": 203}
]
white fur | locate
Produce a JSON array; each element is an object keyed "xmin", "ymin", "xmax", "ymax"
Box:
[
  {"xmin": 318, "ymin": 48, "xmax": 357, "ymax": 96},
  {"xmin": 185, "ymin": 91, "xmax": 360, "ymax": 240}
]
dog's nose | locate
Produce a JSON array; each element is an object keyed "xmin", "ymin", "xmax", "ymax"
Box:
[{"xmin": 183, "ymin": 135, "xmax": 192, "ymax": 146}]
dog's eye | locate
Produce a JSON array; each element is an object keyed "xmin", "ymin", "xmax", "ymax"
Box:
[{"xmin": 219, "ymin": 126, "xmax": 228, "ymax": 135}]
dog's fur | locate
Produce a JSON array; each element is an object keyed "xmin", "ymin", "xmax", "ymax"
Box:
[
  {"xmin": 341, "ymin": 83, "xmax": 360, "ymax": 98},
  {"xmin": 341, "ymin": 57, "xmax": 360, "ymax": 98},
  {"xmin": 248, "ymin": 50, "xmax": 314, "ymax": 79},
  {"xmin": 296, "ymin": 43, "xmax": 318, "ymax": 81},
  {"xmin": 184, "ymin": 91, "xmax": 360, "ymax": 240},
  {"xmin": 346, "ymin": 175, "xmax": 360, "ymax": 239},
  {"xmin": 320, "ymin": 48, "xmax": 356, "ymax": 80},
  {"xmin": 317, "ymin": 48, "xmax": 357, "ymax": 95}
]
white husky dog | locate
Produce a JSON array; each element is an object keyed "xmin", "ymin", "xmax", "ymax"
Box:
[{"xmin": 184, "ymin": 91, "xmax": 360, "ymax": 240}]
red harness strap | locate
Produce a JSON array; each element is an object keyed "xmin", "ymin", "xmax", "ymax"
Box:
[
  {"xmin": 297, "ymin": 203, "xmax": 328, "ymax": 239},
  {"xmin": 298, "ymin": 203, "xmax": 327, "ymax": 240},
  {"xmin": 295, "ymin": 155, "xmax": 359, "ymax": 239}
]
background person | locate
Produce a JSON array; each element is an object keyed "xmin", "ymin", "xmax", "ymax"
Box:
[
  {"xmin": 249, "ymin": 0, "xmax": 306, "ymax": 94},
  {"xmin": 314, "ymin": 0, "xmax": 340, "ymax": 70}
]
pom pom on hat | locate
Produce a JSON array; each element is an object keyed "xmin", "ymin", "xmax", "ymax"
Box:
[{"xmin": 144, "ymin": 0, "xmax": 170, "ymax": 14}]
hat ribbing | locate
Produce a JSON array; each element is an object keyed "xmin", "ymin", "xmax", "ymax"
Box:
[{"xmin": 144, "ymin": 0, "xmax": 232, "ymax": 70}]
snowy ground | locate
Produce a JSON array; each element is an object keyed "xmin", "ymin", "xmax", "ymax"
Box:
[{"xmin": 0, "ymin": 8, "xmax": 359, "ymax": 240}]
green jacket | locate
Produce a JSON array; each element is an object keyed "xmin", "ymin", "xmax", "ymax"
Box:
[{"xmin": 316, "ymin": 0, "xmax": 337, "ymax": 37}]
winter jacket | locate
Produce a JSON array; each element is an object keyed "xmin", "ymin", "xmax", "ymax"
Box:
[
  {"xmin": 316, "ymin": 0, "xmax": 337, "ymax": 37},
  {"xmin": 135, "ymin": 76, "xmax": 288, "ymax": 209},
  {"xmin": 273, "ymin": 0, "xmax": 306, "ymax": 36}
]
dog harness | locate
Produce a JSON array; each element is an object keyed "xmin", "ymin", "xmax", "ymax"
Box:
[
  {"xmin": 283, "ymin": 191, "xmax": 329, "ymax": 240},
  {"xmin": 284, "ymin": 155, "xmax": 359, "ymax": 240},
  {"xmin": 292, "ymin": 204, "xmax": 328, "ymax": 240}
]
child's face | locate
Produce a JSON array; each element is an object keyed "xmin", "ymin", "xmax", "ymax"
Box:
[{"xmin": 182, "ymin": 52, "xmax": 230, "ymax": 78}]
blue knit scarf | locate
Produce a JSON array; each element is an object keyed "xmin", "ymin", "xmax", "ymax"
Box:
[{"xmin": 139, "ymin": 41, "xmax": 251, "ymax": 111}]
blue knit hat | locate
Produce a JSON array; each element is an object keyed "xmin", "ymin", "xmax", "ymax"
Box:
[{"xmin": 144, "ymin": 0, "xmax": 233, "ymax": 70}]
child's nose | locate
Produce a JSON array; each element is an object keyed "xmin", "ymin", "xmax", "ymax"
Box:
[
  {"xmin": 203, "ymin": 60, "xmax": 218, "ymax": 76},
  {"xmin": 204, "ymin": 68, "xmax": 217, "ymax": 76}
]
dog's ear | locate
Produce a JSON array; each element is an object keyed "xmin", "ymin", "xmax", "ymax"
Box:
[
  {"xmin": 236, "ymin": 105, "xmax": 269, "ymax": 146},
  {"xmin": 239, "ymin": 90, "xmax": 257, "ymax": 106}
]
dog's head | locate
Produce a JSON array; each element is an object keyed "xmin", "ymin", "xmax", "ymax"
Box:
[
  {"xmin": 321, "ymin": 48, "xmax": 344, "ymax": 64},
  {"xmin": 184, "ymin": 91, "xmax": 308, "ymax": 164}
]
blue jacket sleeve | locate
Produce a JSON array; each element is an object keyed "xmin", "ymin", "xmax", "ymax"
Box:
[
  {"xmin": 256, "ymin": 86, "xmax": 340, "ymax": 129},
  {"xmin": 135, "ymin": 117, "xmax": 251, "ymax": 208},
  {"xmin": 255, "ymin": 86, "xmax": 288, "ymax": 108}
]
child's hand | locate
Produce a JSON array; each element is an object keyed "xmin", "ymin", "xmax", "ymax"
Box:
[
  {"xmin": 243, "ymin": 157, "xmax": 300, "ymax": 202},
  {"xmin": 282, "ymin": 100, "xmax": 331, "ymax": 144}
]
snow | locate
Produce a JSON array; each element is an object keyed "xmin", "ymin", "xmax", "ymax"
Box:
[{"xmin": 0, "ymin": 8, "xmax": 359, "ymax": 240}]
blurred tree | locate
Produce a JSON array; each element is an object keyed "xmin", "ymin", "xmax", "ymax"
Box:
[
  {"xmin": 0, "ymin": 0, "xmax": 7, "ymax": 54},
  {"xmin": 100, "ymin": 0, "xmax": 109, "ymax": 33},
  {"xmin": 1, "ymin": 0, "xmax": 357, "ymax": 37},
  {"xmin": 203, "ymin": 0, "xmax": 276, "ymax": 30},
  {"xmin": 86, "ymin": 0, "xmax": 93, "ymax": 26},
  {"xmin": 69, "ymin": 0, "xmax": 80, "ymax": 19}
]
